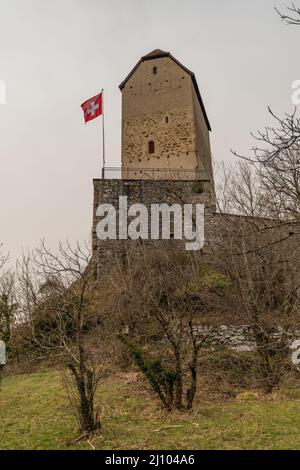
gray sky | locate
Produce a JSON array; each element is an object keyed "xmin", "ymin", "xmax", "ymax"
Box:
[{"xmin": 0, "ymin": 0, "xmax": 299, "ymax": 262}]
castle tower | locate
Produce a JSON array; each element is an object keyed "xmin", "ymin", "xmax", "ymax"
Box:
[
  {"xmin": 93, "ymin": 50, "xmax": 216, "ymax": 279},
  {"xmin": 119, "ymin": 49, "xmax": 214, "ymax": 185}
]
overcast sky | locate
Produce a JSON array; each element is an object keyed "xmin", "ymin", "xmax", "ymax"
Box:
[{"xmin": 0, "ymin": 0, "xmax": 299, "ymax": 262}]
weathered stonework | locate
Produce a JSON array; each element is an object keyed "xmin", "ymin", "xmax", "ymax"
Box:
[
  {"xmin": 120, "ymin": 50, "xmax": 213, "ymax": 185},
  {"xmin": 92, "ymin": 179, "xmax": 216, "ymax": 280},
  {"xmin": 92, "ymin": 50, "xmax": 216, "ymax": 280}
]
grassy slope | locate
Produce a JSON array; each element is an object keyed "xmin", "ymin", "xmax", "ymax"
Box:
[{"xmin": 1, "ymin": 369, "xmax": 300, "ymax": 450}]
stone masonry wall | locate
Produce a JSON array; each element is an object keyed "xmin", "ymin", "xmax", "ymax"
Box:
[
  {"xmin": 92, "ymin": 178, "xmax": 216, "ymax": 281},
  {"xmin": 121, "ymin": 56, "xmax": 211, "ymax": 177}
]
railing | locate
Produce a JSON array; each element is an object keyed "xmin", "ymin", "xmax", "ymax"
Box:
[{"xmin": 102, "ymin": 167, "xmax": 210, "ymax": 181}]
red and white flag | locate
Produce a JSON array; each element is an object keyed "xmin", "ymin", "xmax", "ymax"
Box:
[{"xmin": 81, "ymin": 92, "xmax": 102, "ymax": 123}]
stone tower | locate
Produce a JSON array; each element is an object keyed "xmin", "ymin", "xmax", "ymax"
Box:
[
  {"xmin": 93, "ymin": 50, "xmax": 216, "ymax": 279},
  {"xmin": 119, "ymin": 49, "xmax": 213, "ymax": 185}
]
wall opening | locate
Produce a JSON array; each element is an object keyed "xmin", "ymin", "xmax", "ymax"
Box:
[{"xmin": 148, "ymin": 141, "xmax": 155, "ymax": 154}]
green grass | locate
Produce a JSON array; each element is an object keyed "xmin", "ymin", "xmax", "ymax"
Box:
[{"xmin": 1, "ymin": 369, "xmax": 300, "ymax": 450}]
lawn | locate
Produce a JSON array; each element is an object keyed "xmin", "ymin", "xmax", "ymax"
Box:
[{"xmin": 1, "ymin": 369, "xmax": 300, "ymax": 450}]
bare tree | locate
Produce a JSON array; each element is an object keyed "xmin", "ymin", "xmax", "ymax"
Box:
[
  {"xmin": 17, "ymin": 241, "xmax": 102, "ymax": 436},
  {"xmin": 215, "ymin": 161, "xmax": 269, "ymax": 217},
  {"xmin": 232, "ymin": 108, "xmax": 300, "ymax": 221},
  {"xmin": 112, "ymin": 244, "xmax": 228, "ymax": 411},
  {"xmin": 0, "ymin": 273, "xmax": 17, "ymax": 345},
  {"xmin": 0, "ymin": 246, "xmax": 16, "ymax": 346},
  {"xmin": 213, "ymin": 216, "xmax": 300, "ymax": 394},
  {"xmin": 275, "ymin": 3, "xmax": 300, "ymax": 25},
  {"xmin": 232, "ymin": 3, "xmax": 300, "ymax": 219},
  {"xmin": 0, "ymin": 244, "xmax": 9, "ymax": 279}
]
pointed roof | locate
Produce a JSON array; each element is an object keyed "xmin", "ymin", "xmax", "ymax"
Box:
[
  {"xmin": 119, "ymin": 49, "xmax": 211, "ymax": 131},
  {"xmin": 143, "ymin": 49, "xmax": 169, "ymax": 58}
]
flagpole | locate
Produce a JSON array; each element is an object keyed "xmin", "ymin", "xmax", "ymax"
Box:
[{"xmin": 101, "ymin": 89, "xmax": 106, "ymax": 179}]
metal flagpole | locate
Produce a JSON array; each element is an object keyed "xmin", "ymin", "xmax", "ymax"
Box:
[{"xmin": 101, "ymin": 89, "xmax": 106, "ymax": 179}]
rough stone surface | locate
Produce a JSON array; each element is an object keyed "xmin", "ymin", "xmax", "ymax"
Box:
[
  {"xmin": 92, "ymin": 179, "xmax": 216, "ymax": 280},
  {"xmin": 121, "ymin": 55, "xmax": 213, "ymax": 183},
  {"xmin": 194, "ymin": 325, "xmax": 300, "ymax": 353}
]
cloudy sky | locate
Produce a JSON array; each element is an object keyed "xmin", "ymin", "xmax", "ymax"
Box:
[{"xmin": 0, "ymin": 0, "xmax": 299, "ymax": 262}]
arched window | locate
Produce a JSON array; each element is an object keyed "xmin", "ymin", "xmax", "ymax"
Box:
[
  {"xmin": 148, "ymin": 141, "xmax": 155, "ymax": 154},
  {"xmin": 153, "ymin": 66, "xmax": 157, "ymax": 75}
]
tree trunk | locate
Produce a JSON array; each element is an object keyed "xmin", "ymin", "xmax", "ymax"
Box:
[
  {"xmin": 174, "ymin": 350, "xmax": 183, "ymax": 410},
  {"xmin": 186, "ymin": 344, "xmax": 198, "ymax": 410}
]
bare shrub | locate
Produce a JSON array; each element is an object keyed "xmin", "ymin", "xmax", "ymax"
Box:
[
  {"xmin": 17, "ymin": 241, "xmax": 102, "ymax": 435},
  {"xmin": 213, "ymin": 216, "xmax": 300, "ymax": 394},
  {"xmin": 109, "ymin": 244, "xmax": 230, "ymax": 411}
]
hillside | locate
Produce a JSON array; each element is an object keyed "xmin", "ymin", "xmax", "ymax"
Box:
[{"xmin": 1, "ymin": 369, "xmax": 300, "ymax": 450}]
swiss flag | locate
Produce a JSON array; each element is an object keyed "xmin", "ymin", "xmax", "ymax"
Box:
[{"xmin": 81, "ymin": 92, "xmax": 103, "ymax": 123}]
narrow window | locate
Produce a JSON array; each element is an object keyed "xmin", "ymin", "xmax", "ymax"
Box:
[
  {"xmin": 148, "ymin": 141, "xmax": 155, "ymax": 154},
  {"xmin": 165, "ymin": 116, "xmax": 169, "ymax": 123},
  {"xmin": 153, "ymin": 66, "xmax": 157, "ymax": 75}
]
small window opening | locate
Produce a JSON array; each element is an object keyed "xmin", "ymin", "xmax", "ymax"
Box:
[
  {"xmin": 165, "ymin": 116, "xmax": 169, "ymax": 123},
  {"xmin": 148, "ymin": 141, "xmax": 155, "ymax": 154},
  {"xmin": 153, "ymin": 66, "xmax": 157, "ymax": 75}
]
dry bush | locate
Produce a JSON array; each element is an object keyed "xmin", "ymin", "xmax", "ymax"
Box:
[
  {"xmin": 106, "ymin": 243, "xmax": 230, "ymax": 411},
  {"xmin": 15, "ymin": 241, "xmax": 103, "ymax": 436},
  {"xmin": 212, "ymin": 215, "xmax": 300, "ymax": 393}
]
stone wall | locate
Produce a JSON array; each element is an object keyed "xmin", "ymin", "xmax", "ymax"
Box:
[
  {"xmin": 194, "ymin": 325, "xmax": 300, "ymax": 353},
  {"xmin": 121, "ymin": 56, "xmax": 211, "ymax": 179},
  {"xmin": 92, "ymin": 178, "xmax": 216, "ymax": 280}
]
